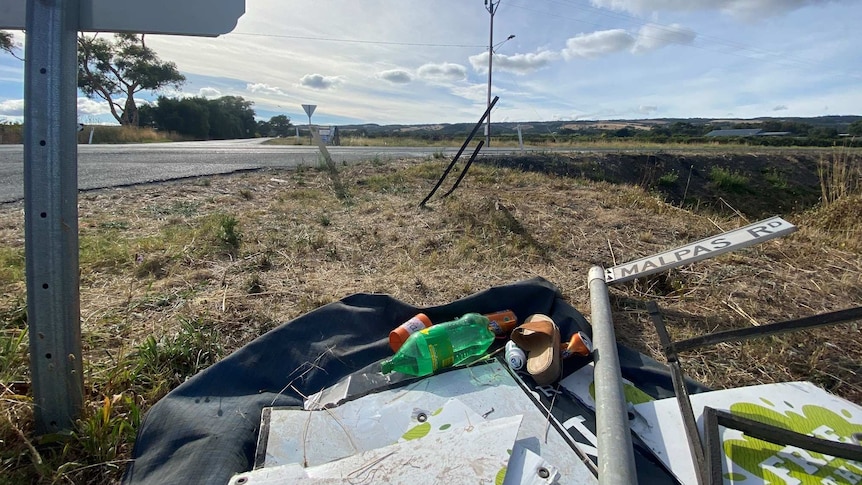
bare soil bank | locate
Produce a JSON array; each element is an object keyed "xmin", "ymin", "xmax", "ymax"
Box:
[{"xmin": 479, "ymin": 150, "xmax": 828, "ymax": 218}]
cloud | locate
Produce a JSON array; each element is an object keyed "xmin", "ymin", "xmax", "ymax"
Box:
[
  {"xmin": 377, "ymin": 69, "xmax": 413, "ymax": 84},
  {"xmin": 0, "ymin": 98, "xmax": 24, "ymax": 116},
  {"xmin": 198, "ymin": 87, "xmax": 222, "ymax": 98},
  {"xmin": 246, "ymin": 83, "xmax": 289, "ymax": 97},
  {"xmin": 449, "ymin": 84, "xmax": 495, "ymax": 103},
  {"xmin": 417, "ymin": 63, "xmax": 467, "ymax": 83},
  {"xmin": 588, "ymin": 0, "xmax": 838, "ymax": 20},
  {"xmin": 562, "ymin": 30, "xmax": 635, "ymax": 60},
  {"xmin": 632, "ymin": 23, "xmax": 696, "ymax": 53},
  {"xmin": 469, "ymin": 51, "xmax": 559, "ymax": 75},
  {"xmin": 77, "ymin": 97, "xmax": 110, "ymax": 116},
  {"xmin": 299, "ymin": 74, "xmax": 343, "ymax": 90},
  {"xmin": 638, "ymin": 105, "xmax": 659, "ymax": 114},
  {"xmin": 773, "ymin": 105, "xmax": 789, "ymax": 111}
]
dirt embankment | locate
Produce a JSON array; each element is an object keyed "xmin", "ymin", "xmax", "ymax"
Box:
[{"xmin": 480, "ymin": 151, "xmax": 826, "ymax": 218}]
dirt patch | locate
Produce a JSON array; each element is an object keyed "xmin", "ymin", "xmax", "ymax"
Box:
[{"xmin": 480, "ymin": 151, "xmax": 825, "ymax": 218}]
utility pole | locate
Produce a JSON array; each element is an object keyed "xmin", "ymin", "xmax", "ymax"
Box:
[{"xmin": 485, "ymin": 0, "xmax": 499, "ymax": 148}]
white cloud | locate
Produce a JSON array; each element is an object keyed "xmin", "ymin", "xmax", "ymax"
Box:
[
  {"xmin": 377, "ymin": 69, "xmax": 413, "ymax": 84},
  {"xmin": 562, "ymin": 30, "xmax": 635, "ymax": 60},
  {"xmin": 632, "ymin": 23, "xmax": 696, "ymax": 53},
  {"xmin": 589, "ymin": 0, "xmax": 840, "ymax": 20},
  {"xmin": 246, "ymin": 83, "xmax": 289, "ymax": 97},
  {"xmin": 298, "ymin": 74, "xmax": 343, "ymax": 90},
  {"xmin": 469, "ymin": 50, "xmax": 559, "ymax": 75},
  {"xmin": 773, "ymin": 105, "xmax": 789, "ymax": 111},
  {"xmin": 449, "ymin": 83, "xmax": 494, "ymax": 103},
  {"xmin": 638, "ymin": 105, "xmax": 659, "ymax": 114},
  {"xmin": 417, "ymin": 63, "xmax": 467, "ymax": 83},
  {"xmin": 77, "ymin": 97, "xmax": 110, "ymax": 116},
  {"xmin": 198, "ymin": 87, "xmax": 222, "ymax": 98},
  {"xmin": 0, "ymin": 98, "xmax": 24, "ymax": 116}
]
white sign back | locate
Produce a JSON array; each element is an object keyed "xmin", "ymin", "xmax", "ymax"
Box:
[
  {"xmin": 605, "ymin": 216, "xmax": 796, "ymax": 284},
  {"xmin": 1, "ymin": 0, "xmax": 245, "ymax": 36},
  {"xmin": 302, "ymin": 104, "xmax": 317, "ymax": 118}
]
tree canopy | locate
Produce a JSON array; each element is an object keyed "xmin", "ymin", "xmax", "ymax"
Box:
[
  {"xmin": 257, "ymin": 115, "xmax": 293, "ymax": 137},
  {"xmin": 78, "ymin": 33, "xmax": 185, "ymax": 126},
  {"xmin": 139, "ymin": 96, "xmax": 258, "ymax": 140},
  {"xmin": 0, "ymin": 31, "xmax": 23, "ymax": 60}
]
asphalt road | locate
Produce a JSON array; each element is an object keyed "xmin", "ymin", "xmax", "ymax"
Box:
[{"xmin": 0, "ymin": 139, "xmax": 525, "ymax": 203}]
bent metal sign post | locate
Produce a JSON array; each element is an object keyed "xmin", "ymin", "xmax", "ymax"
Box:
[{"xmin": 605, "ymin": 216, "xmax": 796, "ymax": 284}]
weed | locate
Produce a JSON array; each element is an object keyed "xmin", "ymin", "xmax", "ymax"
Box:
[
  {"xmin": 818, "ymin": 146, "xmax": 860, "ymax": 205},
  {"xmin": 0, "ymin": 246, "xmax": 25, "ymax": 285},
  {"xmin": 0, "ymin": 327, "xmax": 28, "ymax": 384},
  {"xmin": 217, "ymin": 215, "xmax": 242, "ymax": 256},
  {"xmin": 80, "ymin": 232, "xmax": 132, "ymax": 274},
  {"xmin": 657, "ymin": 171, "xmax": 679, "ymax": 186},
  {"xmin": 763, "ymin": 168, "xmax": 788, "ymax": 189},
  {"xmin": 147, "ymin": 201, "xmax": 201, "ymax": 218},
  {"xmin": 98, "ymin": 221, "xmax": 130, "ymax": 230},
  {"xmin": 132, "ymin": 318, "xmax": 223, "ymax": 401},
  {"xmin": 318, "ymin": 213, "xmax": 332, "ymax": 227},
  {"xmin": 63, "ymin": 394, "xmax": 140, "ymax": 481},
  {"xmin": 239, "ymin": 189, "xmax": 254, "ymax": 201},
  {"xmin": 709, "ymin": 166, "xmax": 749, "ymax": 193}
]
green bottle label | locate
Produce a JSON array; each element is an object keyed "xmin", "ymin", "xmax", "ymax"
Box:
[{"xmin": 419, "ymin": 327, "xmax": 455, "ymax": 370}]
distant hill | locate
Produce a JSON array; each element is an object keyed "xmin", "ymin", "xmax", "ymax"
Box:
[{"xmin": 337, "ymin": 115, "xmax": 862, "ymax": 137}]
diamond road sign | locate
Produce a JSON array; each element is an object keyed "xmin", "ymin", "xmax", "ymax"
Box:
[{"xmin": 1, "ymin": 0, "xmax": 245, "ymax": 36}]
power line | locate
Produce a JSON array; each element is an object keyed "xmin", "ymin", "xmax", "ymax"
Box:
[{"xmin": 230, "ymin": 31, "xmax": 484, "ymax": 49}]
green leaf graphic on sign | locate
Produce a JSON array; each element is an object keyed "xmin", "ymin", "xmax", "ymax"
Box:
[
  {"xmin": 724, "ymin": 402, "xmax": 862, "ymax": 484},
  {"xmin": 402, "ymin": 422, "xmax": 431, "ymax": 441},
  {"xmin": 495, "ymin": 466, "xmax": 507, "ymax": 485},
  {"xmin": 439, "ymin": 424, "xmax": 451, "ymax": 431},
  {"xmin": 589, "ymin": 380, "xmax": 654, "ymax": 405}
]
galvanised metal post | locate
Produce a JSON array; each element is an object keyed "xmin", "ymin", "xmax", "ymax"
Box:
[
  {"xmin": 589, "ymin": 266, "xmax": 638, "ymax": 484},
  {"xmin": 485, "ymin": 0, "xmax": 498, "ymax": 148},
  {"xmin": 24, "ymin": 0, "xmax": 84, "ymax": 434}
]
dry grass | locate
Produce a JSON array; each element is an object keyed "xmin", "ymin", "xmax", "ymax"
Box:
[{"xmin": 1, "ymin": 155, "xmax": 861, "ymax": 482}]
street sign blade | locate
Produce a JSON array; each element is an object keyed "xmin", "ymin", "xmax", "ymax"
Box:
[
  {"xmin": 3, "ymin": 0, "xmax": 245, "ymax": 35},
  {"xmin": 0, "ymin": 2, "xmax": 25, "ymax": 29},
  {"xmin": 302, "ymin": 104, "xmax": 317, "ymax": 118},
  {"xmin": 605, "ymin": 216, "xmax": 796, "ymax": 284}
]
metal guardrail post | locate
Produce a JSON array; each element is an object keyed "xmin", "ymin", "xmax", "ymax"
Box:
[
  {"xmin": 589, "ymin": 266, "xmax": 638, "ymax": 484},
  {"xmin": 24, "ymin": 0, "xmax": 84, "ymax": 434}
]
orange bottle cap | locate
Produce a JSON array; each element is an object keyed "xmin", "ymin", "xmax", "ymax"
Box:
[{"xmin": 389, "ymin": 313, "xmax": 432, "ymax": 352}]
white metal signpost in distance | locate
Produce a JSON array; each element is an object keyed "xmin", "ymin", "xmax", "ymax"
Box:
[{"xmin": 14, "ymin": 0, "xmax": 244, "ymax": 434}]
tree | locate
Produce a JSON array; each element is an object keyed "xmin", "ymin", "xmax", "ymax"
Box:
[
  {"xmin": 849, "ymin": 120, "xmax": 862, "ymax": 136},
  {"xmin": 143, "ymin": 96, "xmax": 210, "ymax": 139},
  {"xmin": 0, "ymin": 31, "xmax": 23, "ymax": 60},
  {"xmin": 206, "ymin": 96, "xmax": 256, "ymax": 139},
  {"xmin": 140, "ymin": 95, "xmax": 257, "ymax": 140},
  {"xmin": 268, "ymin": 115, "xmax": 293, "ymax": 137},
  {"xmin": 77, "ymin": 33, "xmax": 185, "ymax": 126}
]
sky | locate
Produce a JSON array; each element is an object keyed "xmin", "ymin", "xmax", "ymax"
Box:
[{"xmin": 2, "ymin": 0, "xmax": 862, "ymax": 126}]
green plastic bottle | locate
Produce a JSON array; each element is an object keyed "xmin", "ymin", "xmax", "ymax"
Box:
[{"xmin": 380, "ymin": 313, "xmax": 495, "ymax": 377}]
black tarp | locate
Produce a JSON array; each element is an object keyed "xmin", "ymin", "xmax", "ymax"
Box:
[{"xmin": 123, "ymin": 277, "xmax": 707, "ymax": 484}]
